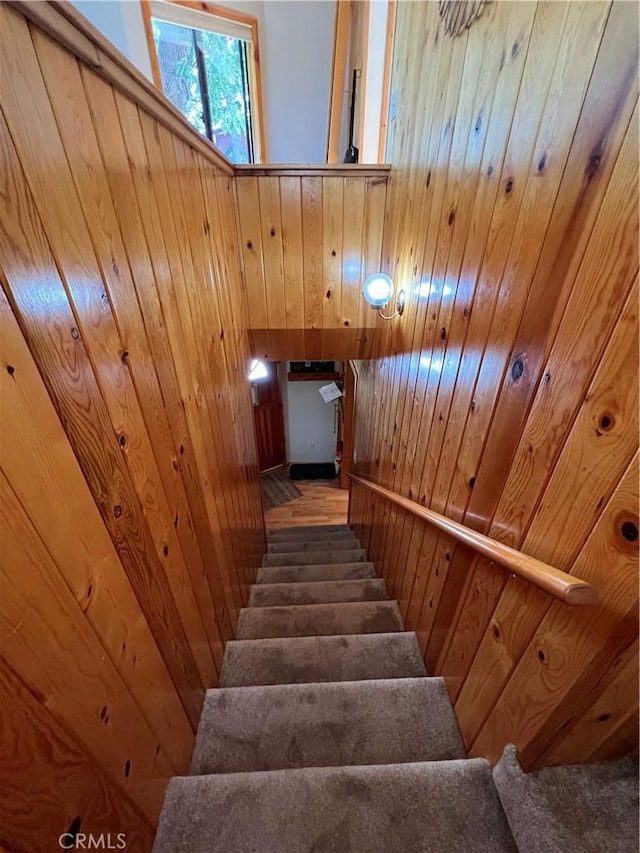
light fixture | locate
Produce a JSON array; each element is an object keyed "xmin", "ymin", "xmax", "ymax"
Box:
[
  {"xmin": 248, "ymin": 358, "xmax": 268, "ymax": 381},
  {"xmin": 362, "ymin": 273, "xmax": 406, "ymax": 320}
]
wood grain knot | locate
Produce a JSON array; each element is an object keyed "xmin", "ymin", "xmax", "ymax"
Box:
[
  {"xmin": 445, "ymin": 552, "xmax": 451, "ymax": 562},
  {"xmin": 426, "ymin": 170, "xmax": 431, "ymax": 187},
  {"xmin": 537, "ymin": 649, "xmax": 546, "ymax": 663},
  {"xmin": 118, "ymin": 434, "xmax": 126, "ymax": 448},
  {"xmin": 586, "ymin": 151, "xmax": 602, "ymax": 179},
  {"xmin": 113, "ymin": 505, "xmax": 122, "ymax": 518},
  {"xmin": 469, "ymin": 476, "xmax": 476, "ymax": 488},
  {"xmin": 621, "ymin": 520, "xmax": 638, "ymax": 543},
  {"xmin": 163, "ymin": 545, "xmax": 169, "ymax": 557},
  {"xmin": 270, "ymin": 228, "xmax": 276, "ymax": 237},
  {"xmin": 440, "ymin": 327, "xmax": 447, "ymax": 340},
  {"xmin": 448, "ymin": 210, "xmax": 455, "ymax": 225},
  {"xmin": 505, "ymin": 178, "xmax": 514, "ymax": 195},
  {"xmin": 6, "ymin": 364, "xmax": 14, "ymax": 375},
  {"xmin": 124, "ymin": 759, "xmax": 131, "ymax": 778},
  {"xmin": 331, "ymin": 250, "xmax": 337, "ymax": 257},
  {"xmin": 344, "ymin": 320, "xmax": 350, "ymax": 327},
  {"xmin": 121, "ymin": 350, "xmax": 129, "ymax": 364},
  {"xmin": 487, "ymin": 165, "xmax": 493, "ymax": 176},
  {"xmin": 179, "ymin": 445, "xmax": 185, "ymax": 454},
  {"xmin": 511, "ymin": 358, "xmax": 524, "ymax": 381},
  {"xmin": 597, "ymin": 713, "xmax": 611, "ymax": 722},
  {"xmin": 537, "ymin": 153, "xmax": 547, "ymax": 172},
  {"xmin": 599, "ymin": 414, "xmax": 613, "ymax": 431},
  {"xmin": 70, "ymin": 327, "xmax": 80, "ymax": 340},
  {"xmin": 246, "ymin": 240, "xmax": 253, "ymax": 249},
  {"xmin": 326, "ymin": 289, "xmax": 332, "ymax": 299},
  {"xmin": 65, "ymin": 817, "xmax": 82, "ymax": 844},
  {"xmin": 543, "ymin": 372, "xmax": 551, "ymax": 383}
]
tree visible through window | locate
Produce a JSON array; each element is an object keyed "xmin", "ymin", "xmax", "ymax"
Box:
[{"xmin": 148, "ymin": 3, "xmax": 258, "ymax": 163}]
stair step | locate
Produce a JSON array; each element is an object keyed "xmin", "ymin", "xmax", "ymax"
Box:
[
  {"xmin": 268, "ymin": 530, "xmax": 358, "ymax": 543},
  {"xmin": 256, "ymin": 561, "xmax": 377, "ymax": 585},
  {"xmin": 262, "ymin": 548, "xmax": 367, "ymax": 566},
  {"xmin": 236, "ymin": 601, "xmax": 403, "ymax": 639},
  {"xmin": 267, "ymin": 538, "xmax": 360, "ymax": 553},
  {"xmin": 154, "ymin": 759, "xmax": 517, "ymax": 853},
  {"xmin": 220, "ymin": 632, "xmax": 427, "ymax": 686},
  {"xmin": 268, "ymin": 524, "xmax": 352, "ymax": 536},
  {"xmin": 493, "ymin": 746, "xmax": 639, "ymax": 853},
  {"xmin": 190, "ymin": 677, "xmax": 465, "ymax": 775},
  {"xmin": 249, "ymin": 578, "xmax": 387, "ymax": 607}
]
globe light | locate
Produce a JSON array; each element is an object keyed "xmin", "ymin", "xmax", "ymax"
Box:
[
  {"xmin": 362, "ymin": 273, "xmax": 394, "ymax": 308},
  {"xmin": 248, "ymin": 359, "xmax": 268, "ymax": 381}
]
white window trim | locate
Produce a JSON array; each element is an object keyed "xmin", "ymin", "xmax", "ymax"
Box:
[{"xmin": 149, "ymin": 0, "xmax": 253, "ymax": 43}]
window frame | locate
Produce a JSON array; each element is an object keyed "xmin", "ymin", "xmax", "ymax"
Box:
[{"xmin": 141, "ymin": 0, "xmax": 266, "ymax": 162}]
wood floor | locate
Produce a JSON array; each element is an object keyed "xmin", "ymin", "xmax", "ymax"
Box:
[{"xmin": 264, "ymin": 479, "xmax": 349, "ymax": 530}]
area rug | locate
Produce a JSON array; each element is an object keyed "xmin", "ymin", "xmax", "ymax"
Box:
[{"xmin": 261, "ymin": 468, "xmax": 302, "ymax": 512}]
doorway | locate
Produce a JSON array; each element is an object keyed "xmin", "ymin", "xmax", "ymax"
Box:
[{"xmin": 251, "ymin": 360, "xmax": 286, "ymax": 472}]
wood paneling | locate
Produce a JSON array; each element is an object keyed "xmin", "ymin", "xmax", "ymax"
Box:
[
  {"xmin": 236, "ymin": 166, "xmax": 390, "ymax": 360},
  {"xmin": 0, "ymin": 658, "xmax": 155, "ymax": 853},
  {"xmin": 0, "ymin": 1, "xmax": 263, "ymax": 844},
  {"xmin": 349, "ymin": 0, "xmax": 639, "ymax": 768}
]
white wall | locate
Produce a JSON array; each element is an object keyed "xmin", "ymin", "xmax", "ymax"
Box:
[
  {"xmin": 70, "ymin": 0, "xmax": 153, "ymax": 79},
  {"xmin": 261, "ymin": 1, "xmax": 335, "ymax": 163},
  {"xmin": 71, "ymin": 0, "xmax": 335, "ymax": 164},
  {"xmin": 284, "ymin": 366, "xmax": 338, "ymax": 464},
  {"xmin": 361, "ymin": 0, "xmax": 389, "ymax": 163}
]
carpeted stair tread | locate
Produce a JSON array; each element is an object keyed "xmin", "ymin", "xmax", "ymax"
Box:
[
  {"xmin": 267, "ymin": 538, "xmax": 360, "ymax": 553},
  {"xmin": 249, "ymin": 578, "xmax": 387, "ymax": 607},
  {"xmin": 236, "ymin": 600, "xmax": 403, "ymax": 639},
  {"xmin": 493, "ymin": 746, "xmax": 639, "ymax": 853},
  {"xmin": 256, "ymin": 561, "xmax": 377, "ymax": 585},
  {"xmin": 263, "ymin": 547, "xmax": 367, "ymax": 566},
  {"xmin": 220, "ymin": 632, "xmax": 427, "ymax": 686},
  {"xmin": 268, "ymin": 524, "xmax": 352, "ymax": 536},
  {"xmin": 154, "ymin": 759, "xmax": 517, "ymax": 853},
  {"xmin": 268, "ymin": 530, "xmax": 358, "ymax": 544},
  {"xmin": 190, "ymin": 677, "xmax": 465, "ymax": 775}
]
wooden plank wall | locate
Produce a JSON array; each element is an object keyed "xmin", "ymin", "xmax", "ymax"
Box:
[
  {"xmin": 235, "ymin": 166, "xmax": 389, "ymax": 361},
  {"xmin": 0, "ymin": 3, "xmax": 264, "ymax": 847},
  {"xmin": 349, "ymin": 0, "xmax": 639, "ymax": 769}
]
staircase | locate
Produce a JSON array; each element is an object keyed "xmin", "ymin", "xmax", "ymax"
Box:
[{"xmin": 153, "ymin": 524, "xmax": 638, "ymax": 852}]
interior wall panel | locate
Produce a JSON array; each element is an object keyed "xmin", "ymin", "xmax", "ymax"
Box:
[
  {"xmin": 235, "ymin": 167, "xmax": 389, "ymax": 361},
  {"xmin": 0, "ymin": 1, "xmax": 264, "ymax": 843},
  {"xmin": 349, "ymin": 0, "xmax": 639, "ymax": 769}
]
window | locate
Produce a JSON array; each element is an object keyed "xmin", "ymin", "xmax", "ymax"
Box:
[{"xmin": 143, "ymin": 1, "xmax": 264, "ymax": 162}]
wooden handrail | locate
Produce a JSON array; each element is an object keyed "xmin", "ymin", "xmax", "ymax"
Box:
[
  {"xmin": 349, "ymin": 475, "xmax": 598, "ymax": 606},
  {"xmin": 235, "ymin": 164, "xmax": 391, "ymax": 178}
]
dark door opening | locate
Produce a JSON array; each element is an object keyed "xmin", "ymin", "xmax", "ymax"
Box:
[{"xmin": 251, "ymin": 361, "xmax": 286, "ymax": 472}]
